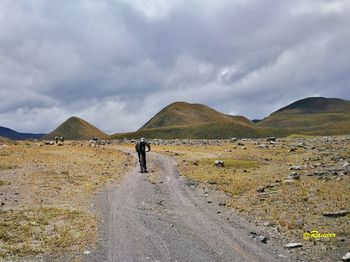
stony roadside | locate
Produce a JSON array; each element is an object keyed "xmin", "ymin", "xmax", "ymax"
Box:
[{"xmin": 147, "ymin": 136, "xmax": 350, "ymax": 262}]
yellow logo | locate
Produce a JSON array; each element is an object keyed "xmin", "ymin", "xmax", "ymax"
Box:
[{"xmin": 303, "ymin": 230, "xmax": 336, "ymax": 240}]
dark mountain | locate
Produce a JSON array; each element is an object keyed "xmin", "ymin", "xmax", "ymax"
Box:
[
  {"xmin": 258, "ymin": 97, "xmax": 350, "ymax": 135},
  {"xmin": 274, "ymin": 97, "xmax": 350, "ymax": 114},
  {"xmin": 0, "ymin": 126, "xmax": 45, "ymax": 140}
]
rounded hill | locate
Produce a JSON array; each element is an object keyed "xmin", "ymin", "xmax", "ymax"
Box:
[
  {"xmin": 44, "ymin": 117, "xmax": 109, "ymax": 140},
  {"xmin": 112, "ymin": 102, "xmax": 268, "ymax": 139},
  {"xmin": 258, "ymin": 97, "xmax": 350, "ymax": 134},
  {"xmin": 274, "ymin": 97, "xmax": 350, "ymax": 114},
  {"xmin": 140, "ymin": 102, "xmax": 251, "ymax": 130}
]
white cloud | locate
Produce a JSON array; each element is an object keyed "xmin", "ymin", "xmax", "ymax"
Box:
[
  {"xmin": 291, "ymin": 0, "xmax": 349, "ymax": 16},
  {"xmin": 0, "ymin": 0, "xmax": 349, "ymax": 133},
  {"xmin": 118, "ymin": 0, "xmax": 181, "ymax": 19}
]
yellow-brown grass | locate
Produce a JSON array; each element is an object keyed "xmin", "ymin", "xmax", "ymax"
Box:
[
  {"xmin": 0, "ymin": 142, "xmax": 131, "ymax": 259},
  {"xmin": 152, "ymin": 138, "xmax": 350, "ymax": 254}
]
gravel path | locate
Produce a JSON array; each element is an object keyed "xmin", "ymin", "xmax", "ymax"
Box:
[{"xmin": 86, "ymin": 152, "xmax": 292, "ymax": 262}]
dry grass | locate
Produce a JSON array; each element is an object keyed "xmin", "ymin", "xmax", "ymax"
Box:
[
  {"xmin": 152, "ymin": 137, "xmax": 350, "ymax": 256},
  {"xmin": 0, "ymin": 141, "xmax": 131, "ymax": 259},
  {"xmin": 0, "ymin": 207, "xmax": 96, "ymax": 258}
]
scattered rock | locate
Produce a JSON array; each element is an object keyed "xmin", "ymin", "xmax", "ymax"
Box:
[
  {"xmin": 256, "ymin": 186, "xmax": 265, "ymax": 193},
  {"xmin": 296, "ymin": 142, "xmax": 307, "ymax": 148},
  {"xmin": 157, "ymin": 200, "xmax": 165, "ymax": 206},
  {"xmin": 342, "ymin": 252, "xmax": 350, "ymax": 261},
  {"xmin": 283, "ymin": 179, "xmax": 295, "ymax": 185},
  {"xmin": 290, "ymin": 166, "xmax": 302, "ymax": 170},
  {"xmin": 44, "ymin": 141, "xmax": 55, "ymax": 145},
  {"xmin": 249, "ymin": 232, "xmax": 267, "ymax": 243},
  {"xmin": 285, "ymin": 243, "xmax": 303, "ymax": 249},
  {"xmin": 263, "ymin": 221, "xmax": 271, "ymax": 227},
  {"xmin": 323, "ymin": 210, "xmax": 349, "ymax": 218},
  {"xmin": 256, "ymin": 235, "xmax": 267, "ymax": 244},
  {"xmin": 342, "ymin": 162, "xmax": 349, "ymax": 168},
  {"xmin": 286, "ymin": 172, "xmax": 300, "ymax": 180},
  {"xmin": 83, "ymin": 250, "xmax": 91, "ymax": 255},
  {"xmin": 185, "ymin": 180, "xmax": 198, "ymax": 187},
  {"xmin": 249, "ymin": 231, "xmax": 257, "ymax": 238},
  {"xmin": 214, "ymin": 160, "xmax": 224, "ymax": 167},
  {"xmin": 258, "ymin": 144, "xmax": 269, "ymax": 149}
]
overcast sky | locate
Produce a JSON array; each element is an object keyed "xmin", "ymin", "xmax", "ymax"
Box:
[{"xmin": 1, "ymin": 0, "xmax": 349, "ymax": 133}]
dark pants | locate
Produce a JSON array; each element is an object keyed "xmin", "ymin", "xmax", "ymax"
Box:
[{"xmin": 138, "ymin": 152, "xmax": 147, "ymax": 171}]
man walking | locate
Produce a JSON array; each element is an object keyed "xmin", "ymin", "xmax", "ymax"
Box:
[{"xmin": 135, "ymin": 137, "xmax": 151, "ymax": 173}]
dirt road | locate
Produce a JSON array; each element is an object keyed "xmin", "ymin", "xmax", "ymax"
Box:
[{"xmin": 87, "ymin": 152, "xmax": 293, "ymax": 262}]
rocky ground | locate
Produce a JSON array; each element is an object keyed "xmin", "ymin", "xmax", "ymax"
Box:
[
  {"xmin": 150, "ymin": 136, "xmax": 350, "ymax": 261},
  {"xmin": 0, "ymin": 136, "xmax": 349, "ymax": 261}
]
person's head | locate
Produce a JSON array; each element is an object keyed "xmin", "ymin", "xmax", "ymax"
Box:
[{"xmin": 140, "ymin": 137, "xmax": 145, "ymax": 142}]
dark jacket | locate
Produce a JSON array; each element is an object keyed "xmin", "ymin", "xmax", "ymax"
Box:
[{"xmin": 135, "ymin": 140, "xmax": 151, "ymax": 155}]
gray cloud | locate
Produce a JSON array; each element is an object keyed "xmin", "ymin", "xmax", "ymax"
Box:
[{"xmin": 0, "ymin": 0, "xmax": 349, "ymax": 133}]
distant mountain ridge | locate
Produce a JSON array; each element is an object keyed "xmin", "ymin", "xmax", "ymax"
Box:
[
  {"xmin": 274, "ymin": 97, "xmax": 350, "ymax": 114},
  {"xmin": 258, "ymin": 97, "xmax": 350, "ymax": 135},
  {"xmin": 44, "ymin": 117, "xmax": 108, "ymax": 140},
  {"xmin": 2, "ymin": 97, "xmax": 349, "ymax": 140},
  {"xmin": 113, "ymin": 97, "xmax": 350, "ymax": 139},
  {"xmin": 0, "ymin": 126, "xmax": 44, "ymax": 140},
  {"xmin": 113, "ymin": 102, "xmax": 275, "ymax": 139}
]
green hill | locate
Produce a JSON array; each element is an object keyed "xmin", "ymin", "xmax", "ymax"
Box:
[
  {"xmin": 140, "ymin": 102, "xmax": 252, "ymax": 129},
  {"xmin": 112, "ymin": 102, "xmax": 279, "ymax": 139},
  {"xmin": 112, "ymin": 122, "xmax": 287, "ymax": 139},
  {"xmin": 258, "ymin": 97, "xmax": 350, "ymax": 135},
  {"xmin": 112, "ymin": 98, "xmax": 350, "ymax": 139},
  {"xmin": 274, "ymin": 97, "xmax": 350, "ymax": 114},
  {"xmin": 44, "ymin": 117, "xmax": 109, "ymax": 140}
]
